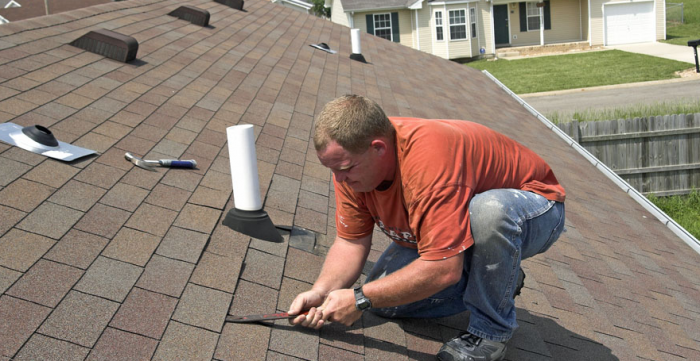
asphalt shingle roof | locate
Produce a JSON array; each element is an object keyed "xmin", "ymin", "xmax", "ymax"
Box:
[
  {"xmin": 339, "ymin": 0, "xmax": 417, "ymax": 12},
  {"xmin": 1, "ymin": 0, "xmax": 700, "ymax": 360}
]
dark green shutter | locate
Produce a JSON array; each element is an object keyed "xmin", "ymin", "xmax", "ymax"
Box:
[
  {"xmin": 519, "ymin": 3, "xmax": 527, "ymax": 32},
  {"xmin": 366, "ymin": 14, "xmax": 374, "ymax": 34},
  {"xmin": 391, "ymin": 12, "xmax": 400, "ymax": 43},
  {"xmin": 544, "ymin": 0, "xmax": 551, "ymax": 30}
]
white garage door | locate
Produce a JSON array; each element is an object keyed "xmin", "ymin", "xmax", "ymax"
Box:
[{"xmin": 604, "ymin": 1, "xmax": 655, "ymax": 46}]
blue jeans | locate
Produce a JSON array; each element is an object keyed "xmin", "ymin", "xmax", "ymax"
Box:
[{"xmin": 365, "ymin": 189, "xmax": 565, "ymax": 342}]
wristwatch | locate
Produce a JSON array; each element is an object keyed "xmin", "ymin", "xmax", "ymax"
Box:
[{"xmin": 353, "ymin": 286, "xmax": 372, "ymax": 311}]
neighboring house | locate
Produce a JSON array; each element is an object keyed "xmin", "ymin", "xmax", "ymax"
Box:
[
  {"xmin": 328, "ymin": 0, "xmax": 666, "ymax": 59},
  {"xmin": 271, "ymin": 0, "xmax": 314, "ymax": 14}
]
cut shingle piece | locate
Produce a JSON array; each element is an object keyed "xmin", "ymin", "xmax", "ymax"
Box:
[
  {"xmin": 173, "ymin": 203, "xmax": 220, "ymax": 234},
  {"xmin": 190, "ymin": 251, "xmax": 243, "ymax": 293},
  {"xmin": 171, "ymin": 283, "xmax": 231, "ymax": 333},
  {"xmin": 240, "ymin": 248, "xmax": 285, "ymax": 290},
  {"xmin": 125, "ymin": 203, "xmax": 178, "ymax": 237},
  {"xmin": 155, "ymin": 226, "xmax": 208, "ymax": 264},
  {"xmin": 109, "ymin": 287, "xmax": 178, "ymax": 340},
  {"xmin": 74, "ymin": 203, "xmax": 131, "ymax": 239},
  {"xmin": 0, "ymin": 204, "xmax": 25, "ymax": 237},
  {"xmin": 74, "ymin": 256, "xmax": 142, "ymax": 303},
  {"xmin": 101, "ymin": 227, "xmax": 161, "ymax": 267},
  {"xmin": 152, "ymin": 321, "xmax": 218, "ymax": 361},
  {"xmin": 86, "ymin": 327, "xmax": 158, "ymax": 361},
  {"xmin": 48, "ymin": 180, "xmax": 106, "ymax": 212},
  {"xmin": 136, "ymin": 254, "xmax": 194, "ymax": 298}
]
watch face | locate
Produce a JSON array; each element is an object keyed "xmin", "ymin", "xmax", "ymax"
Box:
[{"xmin": 357, "ymin": 298, "xmax": 371, "ymax": 310}]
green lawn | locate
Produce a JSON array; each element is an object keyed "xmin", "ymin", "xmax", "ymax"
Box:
[
  {"xmin": 465, "ymin": 50, "xmax": 691, "ymax": 94},
  {"xmin": 663, "ymin": 0, "xmax": 700, "ymax": 46},
  {"xmin": 648, "ymin": 190, "xmax": 700, "ymax": 240}
]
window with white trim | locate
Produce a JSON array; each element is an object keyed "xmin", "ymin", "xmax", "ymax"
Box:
[
  {"xmin": 470, "ymin": 7, "xmax": 477, "ymax": 38},
  {"xmin": 526, "ymin": 2, "xmax": 541, "ymax": 31},
  {"xmin": 373, "ymin": 13, "xmax": 392, "ymax": 41},
  {"xmin": 449, "ymin": 9, "xmax": 467, "ymax": 40},
  {"xmin": 435, "ymin": 11, "xmax": 444, "ymax": 41}
]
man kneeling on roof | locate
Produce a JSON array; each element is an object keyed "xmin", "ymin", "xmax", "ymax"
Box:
[{"xmin": 289, "ymin": 94, "xmax": 566, "ymax": 361}]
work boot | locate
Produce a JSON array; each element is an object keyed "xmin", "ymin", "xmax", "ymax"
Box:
[
  {"xmin": 437, "ymin": 332, "xmax": 507, "ymax": 361},
  {"xmin": 436, "ymin": 268, "xmax": 525, "ymax": 361},
  {"xmin": 514, "ymin": 267, "xmax": 525, "ymax": 298}
]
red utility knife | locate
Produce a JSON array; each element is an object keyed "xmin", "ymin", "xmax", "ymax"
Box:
[{"xmin": 225, "ymin": 311, "xmax": 309, "ymax": 323}]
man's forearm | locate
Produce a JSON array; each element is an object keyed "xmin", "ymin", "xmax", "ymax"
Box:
[
  {"xmin": 312, "ymin": 235, "xmax": 372, "ymax": 296},
  {"xmin": 362, "ymin": 253, "xmax": 464, "ymax": 308}
]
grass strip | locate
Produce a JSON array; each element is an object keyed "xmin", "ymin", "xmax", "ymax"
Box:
[
  {"xmin": 466, "ymin": 50, "xmax": 691, "ymax": 94},
  {"xmin": 648, "ymin": 190, "xmax": 700, "ymax": 240},
  {"xmin": 546, "ymin": 98, "xmax": 700, "ymax": 124}
]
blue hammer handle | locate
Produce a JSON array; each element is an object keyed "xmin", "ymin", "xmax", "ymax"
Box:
[{"xmin": 158, "ymin": 159, "xmax": 197, "ymax": 168}]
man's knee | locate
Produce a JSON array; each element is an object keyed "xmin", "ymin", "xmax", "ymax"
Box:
[{"xmin": 469, "ymin": 192, "xmax": 514, "ymax": 245}]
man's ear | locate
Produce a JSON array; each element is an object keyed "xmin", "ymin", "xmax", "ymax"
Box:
[{"xmin": 370, "ymin": 139, "xmax": 388, "ymax": 156}]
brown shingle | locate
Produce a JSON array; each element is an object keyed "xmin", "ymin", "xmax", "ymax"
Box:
[
  {"xmin": 0, "ymin": 156, "xmax": 31, "ymax": 187},
  {"xmin": 0, "ymin": 204, "xmax": 25, "ymax": 237},
  {"xmin": 74, "ymin": 162, "xmax": 126, "ymax": 189},
  {"xmin": 48, "ymin": 180, "xmax": 106, "ymax": 212},
  {"xmin": 269, "ymin": 319, "xmax": 320, "ymax": 360},
  {"xmin": 86, "ymin": 328, "xmax": 158, "ymax": 361},
  {"xmin": 109, "ymin": 287, "xmax": 178, "ymax": 339},
  {"xmin": 38, "ymin": 290, "xmax": 119, "ymax": 348},
  {"xmin": 44, "ymin": 229, "xmax": 108, "ymax": 269},
  {"xmin": 241, "ymin": 248, "xmax": 285, "ymax": 290},
  {"xmin": 0, "ymin": 178, "xmax": 55, "ymax": 213},
  {"xmin": 6, "ymin": 259, "xmax": 82, "ymax": 308},
  {"xmin": 189, "ymin": 185, "xmax": 229, "ymax": 209},
  {"xmin": 99, "ymin": 182, "xmax": 149, "ymax": 212},
  {"xmin": 215, "ymin": 323, "xmax": 272, "ymax": 361},
  {"xmin": 160, "ymin": 168, "xmax": 203, "ymax": 192},
  {"xmin": 136, "ymin": 254, "xmax": 194, "ymax": 298},
  {"xmin": 0, "ymin": 295, "xmax": 52, "ymax": 357},
  {"xmin": 14, "ymin": 334, "xmax": 89, "ymax": 361},
  {"xmin": 173, "ymin": 203, "xmax": 220, "ymax": 234},
  {"xmin": 155, "ymin": 226, "xmax": 208, "ymax": 264},
  {"xmin": 0, "ymin": 229, "xmax": 55, "ymax": 272}
]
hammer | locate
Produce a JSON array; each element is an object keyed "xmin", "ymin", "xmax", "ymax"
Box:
[{"xmin": 125, "ymin": 152, "xmax": 197, "ymax": 171}]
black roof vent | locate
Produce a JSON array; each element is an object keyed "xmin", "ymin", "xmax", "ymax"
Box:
[
  {"xmin": 70, "ymin": 29, "xmax": 138, "ymax": 63},
  {"xmin": 214, "ymin": 0, "xmax": 244, "ymax": 11},
  {"xmin": 168, "ymin": 6, "xmax": 210, "ymax": 27}
]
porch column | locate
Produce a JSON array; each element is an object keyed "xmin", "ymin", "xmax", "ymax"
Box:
[{"xmin": 539, "ymin": 5, "xmax": 544, "ymax": 45}]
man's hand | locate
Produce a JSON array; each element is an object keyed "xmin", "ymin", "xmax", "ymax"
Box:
[
  {"xmin": 318, "ymin": 288, "xmax": 362, "ymax": 326},
  {"xmin": 288, "ymin": 289, "xmax": 326, "ymax": 329},
  {"xmin": 288, "ymin": 288, "xmax": 363, "ymax": 329}
]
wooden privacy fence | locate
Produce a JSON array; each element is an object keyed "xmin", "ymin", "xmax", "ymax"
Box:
[{"xmin": 557, "ymin": 113, "xmax": 700, "ymax": 197}]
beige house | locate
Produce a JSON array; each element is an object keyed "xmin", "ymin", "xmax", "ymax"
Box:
[{"xmin": 328, "ymin": 0, "xmax": 666, "ymax": 59}]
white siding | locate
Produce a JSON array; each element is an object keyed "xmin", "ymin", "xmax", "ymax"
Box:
[{"xmin": 590, "ymin": 0, "xmax": 664, "ymax": 45}]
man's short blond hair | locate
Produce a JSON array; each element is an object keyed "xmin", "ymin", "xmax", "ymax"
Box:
[{"xmin": 313, "ymin": 95, "xmax": 395, "ymax": 154}]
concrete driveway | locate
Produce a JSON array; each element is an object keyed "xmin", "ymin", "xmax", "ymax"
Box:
[{"xmin": 607, "ymin": 41, "xmax": 697, "ymax": 64}]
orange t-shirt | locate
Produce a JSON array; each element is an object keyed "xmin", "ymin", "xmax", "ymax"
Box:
[{"xmin": 334, "ymin": 117, "xmax": 566, "ymax": 261}]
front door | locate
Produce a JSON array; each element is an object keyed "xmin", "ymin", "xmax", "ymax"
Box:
[{"xmin": 494, "ymin": 4, "xmax": 509, "ymax": 45}]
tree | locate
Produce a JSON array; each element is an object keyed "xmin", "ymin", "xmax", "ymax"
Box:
[{"xmin": 311, "ymin": 0, "xmax": 330, "ymax": 18}]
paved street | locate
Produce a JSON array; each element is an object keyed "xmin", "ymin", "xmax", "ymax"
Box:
[{"xmin": 520, "ymin": 77, "xmax": 700, "ymax": 119}]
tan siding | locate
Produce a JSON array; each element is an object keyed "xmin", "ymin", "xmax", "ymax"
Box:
[
  {"xmin": 656, "ymin": 0, "xmax": 664, "ymax": 40},
  {"xmin": 511, "ymin": 0, "xmax": 583, "ymax": 46},
  {"xmin": 479, "ymin": 1, "xmax": 493, "ymax": 54},
  {"xmin": 446, "ymin": 4, "xmax": 472, "ymax": 58},
  {"xmin": 397, "ymin": 9, "xmax": 414, "ymax": 48},
  {"xmin": 582, "ymin": 0, "xmax": 589, "ymax": 41},
  {"xmin": 330, "ymin": 0, "xmax": 349, "ymax": 27},
  {"xmin": 417, "ymin": 7, "xmax": 433, "ymax": 54}
]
